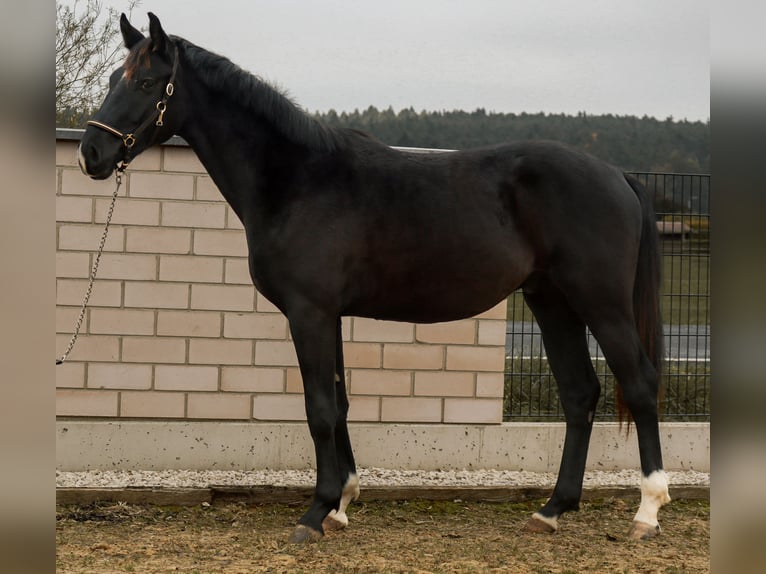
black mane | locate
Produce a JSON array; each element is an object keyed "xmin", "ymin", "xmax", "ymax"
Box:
[{"xmin": 175, "ymin": 37, "xmax": 338, "ymax": 152}]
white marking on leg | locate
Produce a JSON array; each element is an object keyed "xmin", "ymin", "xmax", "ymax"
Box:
[
  {"xmin": 325, "ymin": 473, "xmax": 360, "ymax": 529},
  {"xmin": 633, "ymin": 470, "xmax": 671, "ymax": 527},
  {"xmin": 334, "ymin": 373, "xmax": 341, "ymax": 383},
  {"xmin": 531, "ymin": 511, "xmax": 559, "ymax": 531}
]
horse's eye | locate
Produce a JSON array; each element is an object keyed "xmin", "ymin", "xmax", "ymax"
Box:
[{"xmin": 140, "ymin": 78, "xmax": 156, "ymax": 90}]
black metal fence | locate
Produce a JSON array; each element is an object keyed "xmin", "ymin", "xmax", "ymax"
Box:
[{"xmin": 503, "ymin": 173, "xmax": 710, "ymax": 421}]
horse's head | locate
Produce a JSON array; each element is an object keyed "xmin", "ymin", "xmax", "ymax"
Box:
[{"xmin": 79, "ymin": 13, "xmax": 184, "ymax": 179}]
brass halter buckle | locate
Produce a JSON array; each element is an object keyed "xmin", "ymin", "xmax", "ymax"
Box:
[{"xmin": 156, "ymin": 101, "xmax": 167, "ymax": 126}]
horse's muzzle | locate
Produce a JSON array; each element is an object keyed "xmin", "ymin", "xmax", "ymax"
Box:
[{"xmin": 78, "ymin": 141, "xmax": 116, "ymax": 180}]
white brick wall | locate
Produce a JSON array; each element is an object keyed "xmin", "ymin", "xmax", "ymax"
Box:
[{"xmin": 56, "ymin": 135, "xmax": 508, "ymax": 424}]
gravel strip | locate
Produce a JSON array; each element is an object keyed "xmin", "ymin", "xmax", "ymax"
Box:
[{"xmin": 56, "ymin": 468, "xmax": 709, "ymax": 489}]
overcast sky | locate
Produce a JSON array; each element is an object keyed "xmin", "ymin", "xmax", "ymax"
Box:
[{"xmin": 98, "ymin": 0, "xmax": 709, "ymax": 121}]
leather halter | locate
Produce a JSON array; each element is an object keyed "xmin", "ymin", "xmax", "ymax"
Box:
[{"xmin": 87, "ymin": 44, "xmax": 180, "ymax": 170}]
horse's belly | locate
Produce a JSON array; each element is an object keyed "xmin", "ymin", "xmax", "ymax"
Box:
[{"xmin": 345, "ymin": 254, "xmax": 526, "ymax": 323}]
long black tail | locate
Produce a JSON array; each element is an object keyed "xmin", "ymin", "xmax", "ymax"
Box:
[{"xmin": 617, "ymin": 175, "xmax": 664, "ymax": 425}]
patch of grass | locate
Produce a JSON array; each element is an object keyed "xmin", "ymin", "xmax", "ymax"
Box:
[
  {"xmin": 503, "ymin": 356, "xmax": 710, "ymax": 421},
  {"xmin": 662, "ymin": 252, "xmax": 709, "ymax": 325}
]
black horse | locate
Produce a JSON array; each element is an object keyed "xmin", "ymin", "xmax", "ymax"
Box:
[{"xmin": 78, "ymin": 13, "xmax": 670, "ymax": 543}]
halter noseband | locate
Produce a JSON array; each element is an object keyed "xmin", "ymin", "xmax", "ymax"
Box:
[{"xmin": 87, "ymin": 44, "xmax": 180, "ymax": 171}]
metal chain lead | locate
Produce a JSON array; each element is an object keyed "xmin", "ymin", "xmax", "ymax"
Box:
[{"xmin": 56, "ymin": 170, "xmax": 123, "ymax": 365}]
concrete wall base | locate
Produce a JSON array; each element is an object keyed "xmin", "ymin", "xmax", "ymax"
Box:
[{"xmin": 56, "ymin": 421, "xmax": 709, "ymax": 473}]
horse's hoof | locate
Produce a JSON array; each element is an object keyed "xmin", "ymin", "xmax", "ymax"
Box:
[
  {"xmin": 523, "ymin": 513, "xmax": 558, "ymax": 534},
  {"xmin": 288, "ymin": 524, "xmax": 323, "ymax": 544},
  {"xmin": 322, "ymin": 509, "xmax": 349, "ymax": 532},
  {"xmin": 628, "ymin": 520, "xmax": 661, "ymax": 540}
]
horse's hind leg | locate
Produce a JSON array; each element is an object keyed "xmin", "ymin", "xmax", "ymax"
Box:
[
  {"xmin": 520, "ymin": 285, "xmax": 601, "ymax": 533},
  {"xmin": 586, "ymin": 315, "xmax": 670, "ymax": 539},
  {"xmin": 323, "ymin": 318, "xmax": 360, "ymax": 532}
]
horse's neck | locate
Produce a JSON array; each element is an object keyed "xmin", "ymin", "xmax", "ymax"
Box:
[{"xmin": 179, "ymin": 103, "xmax": 282, "ymax": 220}]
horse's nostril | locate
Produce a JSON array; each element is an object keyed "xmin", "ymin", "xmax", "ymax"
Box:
[{"xmin": 86, "ymin": 143, "xmax": 100, "ymax": 163}]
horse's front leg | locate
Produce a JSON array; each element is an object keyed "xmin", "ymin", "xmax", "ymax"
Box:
[
  {"xmin": 323, "ymin": 317, "xmax": 360, "ymax": 532},
  {"xmin": 285, "ymin": 307, "xmax": 342, "ymax": 543}
]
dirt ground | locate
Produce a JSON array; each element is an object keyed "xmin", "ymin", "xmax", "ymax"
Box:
[{"xmin": 56, "ymin": 497, "xmax": 709, "ymax": 573}]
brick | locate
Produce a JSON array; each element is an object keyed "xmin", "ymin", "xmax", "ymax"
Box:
[
  {"xmin": 162, "ymin": 202, "xmax": 226, "ymax": 229},
  {"xmin": 56, "ymin": 389, "xmax": 118, "ymax": 417},
  {"xmin": 122, "ymin": 336, "xmax": 187, "ymax": 363},
  {"xmin": 348, "ymin": 396, "xmax": 380, "ymax": 422},
  {"xmin": 224, "ymin": 258, "xmax": 252, "ymax": 284},
  {"xmin": 57, "ymin": 306, "xmax": 82, "ymax": 334},
  {"xmin": 57, "ymin": 279, "xmax": 122, "ymax": 307},
  {"xmin": 383, "ymin": 344, "xmax": 444, "ymax": 370},
  {"xmin": 160, "ymin": 255, "xmax": 223, "ymax": 283},
  {"xmin": 252, "ymin": 394, "xmax": 306, "ymax": 421},
  {"xmin": 187, "ymin": 393, "xmax": 251, "ymax": 419},
  {"xmin": 414, "ymin": 371, "xmax": 475, "ymax": 397},
  {"xmin": 416, "ymin": 320, "xmax": 476, "ymax": 345},
  {"xmin": 189, "ymin": 338, "xmax": 253, "ymax": 365},
  {"xmin": 191, "ymin": 284, "xmax": 254, "ymax": 311},
  {"xmin": 478, "ymin": 319, "xmax": 507, "ymax": 346},
  {"xmin": 62, "ymin": 169, "xmax": 128, "ymax": 197},
  {"xmin": 221, "ymin": 367, "xmax": 284, "ymax": 393},
  {"xmin": 126, "ymin": 147, "xmax": 161, "ymax": 171},
  {"xmin": 443, "ymin": 398, "xmax": 503, "ymax": 424},
  {"xmin": 155, "ymin": 365, "xmax": 219, "ymax": 391},
  {"xmin": 381, "ymin": 397, "xmax": 442, "ymax": 423},
  {"xmin": 124, "ymin": 281, "xmax": 189, "ymax": 309},
  {"xmin": 56, "ymin": 196, "xmax": 93, "ymax": 222},
  {"xmin": 223, "ymin": 312, "xmax": 287, "ymax": 339},
  {"xmin": 341, "ymin": 317, "xmax": 353, "ymax": 341},
  {"xmin": 254, "ymin": 341, "xmax": 299, "ymax": 367},
  {"xmin": 89, "ymin": 309, "xmax": 155, "ymax": 335},
  {"xmin": 474, "ymin": 300, "xmax": 508, "ymax": 320},
  {"xmin": 350, "ymin": 370, "xmax": 411, "ymax": 396},
  {"xmin": 476, "ymin": 373, "xmax": 505, "ymax": 398},
  {"xmin": 56, "ymin": 141, "xmax": 79, "ymax": 166},
  {"xmin": 446, "ymin": 346, "xmax": 506, "ymax": 372},
  {"xmin": 95, "ymin": 197, "xmax": 160, "ymax": 226},
  {"xmin": 341, "ymin": 342, "xmax": 381, "ymax": 368},
  {"xmin": 157, "ymin": 310, "xmax": 221, "ymax": 337},
  {"xmin": 226, "ymin": 207, "xmax": 245, "ymax": 230},
  {"xmin": 58, "ymin": 224, "xmax": 125, "ymax": 251},
  {"xmin": 193, "ymin": 229, "xmax": 248, "ymax": 256},
  {"xmin": 120, "ymin": 391, "xmax": 185, "ymax": 418},
  {"xmin": 195, "ymin": 176, "xmax": 222, "ymax": 201},
  {"xmin": 56, "ymin": 251, "xmax": 90, "ymax": 278},
  {"xmin": 256, "ymin": 294, "xmax": 281, "ymax": 313},
  {"xmin": 96, "ymin": 253, "xmax": 158, "ymax": 280},
  {"xmin": 353, "ymin": 318, "xmax": 414, "ymax": 343},
  {"xmin": 56, "ymin": 334, "xmax": 119, "ymax": 362},
  {"xmin": 55, "ymin": 362, "xmax": 85, "ymax": 388},
  {"xmin": 129, "ymin": 172, "xmax": 193, "ymax": 200},
  {"xmin": 285, "ymin": 368, "xmax": 303, "ymax": 393},
  {"xmin": 87, "ymin": 363, "xmax": 152, "ymax": 390},
  {"xmin": 163, "ymin": 146, "xmax": 206, "ymax": 173},
  {"xmin": 125, "ymin": 227, "xmax": 191, "ymax": 254}
]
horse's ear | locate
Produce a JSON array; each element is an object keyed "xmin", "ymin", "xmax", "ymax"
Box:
[
  {"xmin": 148, "ymin": 12, "xmax": 171, "ymax": 56},
  {"xmin": 120, "ymin": 13, "xmax": 144, "ymax": 49}
]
